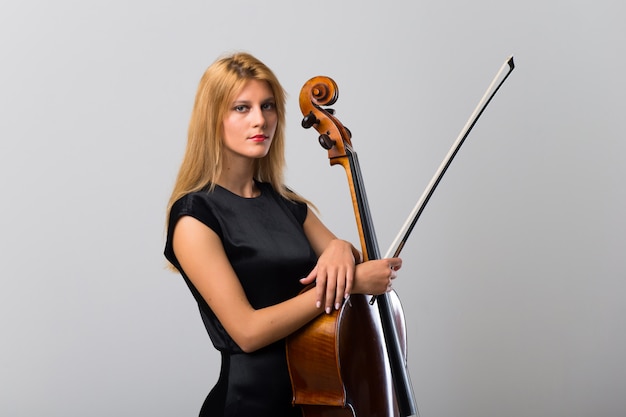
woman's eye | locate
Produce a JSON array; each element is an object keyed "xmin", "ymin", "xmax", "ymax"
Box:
[
  {"xmin": 234, "ymin": 105, "xmax": 248, "ymax": 112},
  {"xmin": 262, "ymin": 102, "xmax": 276, "ymax": 111}
]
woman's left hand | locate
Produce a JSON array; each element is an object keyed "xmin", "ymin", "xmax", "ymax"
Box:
[{"xmin": 300, "ymin": 239, "xmax": 359, "ymax": 314}]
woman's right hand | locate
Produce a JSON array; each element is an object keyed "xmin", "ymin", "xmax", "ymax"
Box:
[{"xmin": 352, "ymin": 257, "xmax": 402, "ymax": 296}]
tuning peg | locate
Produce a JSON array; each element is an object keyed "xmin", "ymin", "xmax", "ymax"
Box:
[
  {"xmin": 318, "ymin": 134, "xmax": 335, "ymax": 150},
  {"xmin": 301, "ymin": 111, "xmax": 319, "ymax": 129}
]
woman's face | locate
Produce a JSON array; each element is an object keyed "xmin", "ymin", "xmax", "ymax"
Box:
[{"xmin": 222, "ymin": 79, "xmax": 278, "ymax": 162}]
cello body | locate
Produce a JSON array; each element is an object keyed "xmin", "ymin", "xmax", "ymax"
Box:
[
  {"xmin": 286, "ymin": 77, "xmax": 415, "ymax": 417},
  {"xmin": 287, "ymin": 292, "xmax": 404, "ymax": 416}
]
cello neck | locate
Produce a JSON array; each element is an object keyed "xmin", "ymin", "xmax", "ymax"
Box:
[{"xmin": 344, "ymin": 144, "xmax": 381, "ymax": 262}]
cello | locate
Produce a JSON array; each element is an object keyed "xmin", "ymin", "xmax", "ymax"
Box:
[
  {"xmin": 286, "ymin": 56, "xmax": 515, "ymax": 417},
  {"xmin": 286, "ymin": 76, "xmax": 417, "ymax": 417}
]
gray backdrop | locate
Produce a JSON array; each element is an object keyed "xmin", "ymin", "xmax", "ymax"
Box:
[{"xmin": 1, "ymin": 1, "xmax": 624, "ymax": 416}]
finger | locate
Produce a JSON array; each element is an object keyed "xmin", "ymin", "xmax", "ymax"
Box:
[
  {"xmin": 299, "ymin": 267, "xmax": 317, "ymax": 285},
  {"xmin": 384, "ymin": 266, "xmax": 396, "ymax": 293},
  {"xmin": 324, "ymin": 272, "xmax": 337, "ymax": 314},
  {"xmin": 390, "ymin": 257, "xmax": 402, "ymax": 271},
  {"xmin": 343, "ymin": 265, "xmax": 355, "ymax": 299},
  {"xmin": 334, "ymin": 267, "xmax": 347, "ymax": 310},
  {"xmin": 314, "ymin": 267, "xmax": 327, "ymax": 309},
  {"xmin": 389, "ymin": 266, "xmax": 398, "ymax": 280}
]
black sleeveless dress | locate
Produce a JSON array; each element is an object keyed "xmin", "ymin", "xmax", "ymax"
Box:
[{"xmin": 164, "ymin": 182, "xmax": 317, "ymax": 417}]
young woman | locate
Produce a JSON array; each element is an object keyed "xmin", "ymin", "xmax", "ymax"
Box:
[{"xmin": 164, "ymin": 52, "xmax": 402, "ymax": 417}]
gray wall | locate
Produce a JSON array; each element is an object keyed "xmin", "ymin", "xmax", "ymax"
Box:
[{"xmin": 1, "ymin": 1, "xmax": 624, "ymax": 416}]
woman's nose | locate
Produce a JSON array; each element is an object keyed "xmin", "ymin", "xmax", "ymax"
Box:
[{"xmin": 251, "ymin": 106, "xmax": 266, "ymax": 127}]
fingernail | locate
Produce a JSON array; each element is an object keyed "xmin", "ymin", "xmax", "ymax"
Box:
[
  {"xmin": 326, "ymin": 307, "xmax": 331, "ymax": 314},
  {"xmin": 316, "ymin": 301, "xmax": 321, "ymax": 309},
  {"xmin": 335, "ymin": 302, "xmax": 341, "ymax": 310}
]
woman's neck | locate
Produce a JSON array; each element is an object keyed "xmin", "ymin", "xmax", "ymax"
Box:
[
  {"xmin": 216, "ymin": 152, "xmax": 262, "ymax": 197},
  {"xmin": 217, "ymin": 178, "xmax": 259, "ymax": 198},
  {"xmin": 215, "ymin": 166, "xmax": 260, "ymax": 198}
]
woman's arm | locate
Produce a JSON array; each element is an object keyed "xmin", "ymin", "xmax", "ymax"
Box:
[
  {"xmin": 173, "ymin": 215, "xmax": 323, "ymax": 353},
  {"xmin": 173, "ymin": 213, "xmax": 401, "ymax": 353}
]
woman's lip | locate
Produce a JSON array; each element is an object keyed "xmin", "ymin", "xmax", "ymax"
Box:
[{"xmin": 249, "ymin": 135, "xmax": 268, "ymax": 141}]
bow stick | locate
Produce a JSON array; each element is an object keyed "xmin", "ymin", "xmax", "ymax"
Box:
[{"xmin": 384, "ymin": 56, "xmax": 515, "ymax": 260}]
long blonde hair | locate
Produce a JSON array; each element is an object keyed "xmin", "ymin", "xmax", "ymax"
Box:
[{"xmin": 167, "ymin": 52, "xmax": 308, "ymax": 217}]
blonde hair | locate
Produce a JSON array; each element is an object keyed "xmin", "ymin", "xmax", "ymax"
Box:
[{"xmin": 167, "ymin": 52, "xmax": 309, "ymax": 218}]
